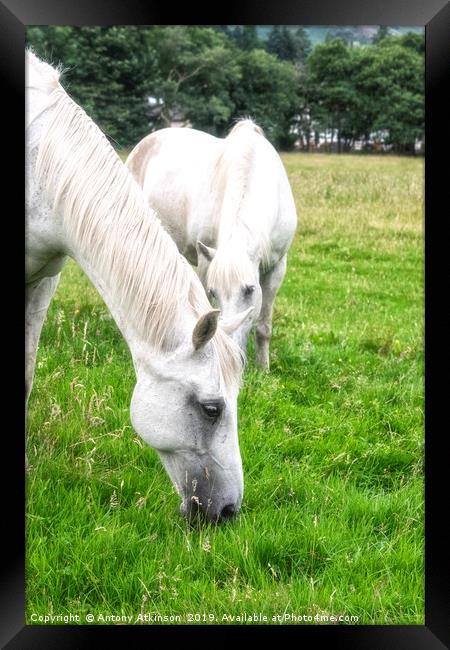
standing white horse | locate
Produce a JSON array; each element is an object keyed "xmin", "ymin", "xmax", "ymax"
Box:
[
  {"xmin": 126, "ymin": 120, "xmax": 297, "ymax": 369},
  {"xmin": 26, "ymin": 50, "xmax": 249, "ymax": 523}
]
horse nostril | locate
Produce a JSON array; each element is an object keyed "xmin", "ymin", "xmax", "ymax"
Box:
[{"xmin": 220, "ymin": 503, "xmax": 237, "ymax": 520}]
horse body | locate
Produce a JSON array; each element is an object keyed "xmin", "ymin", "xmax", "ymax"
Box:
[
  {"xmin": 25, "ymin": 50, "xmax": 246, "ymax": 522},
  {"xmin": 127, "ymin": 121, "xmax": 297, "ymax": 368},
  {"xmin": 126, "ymin": 127, "xmax": 220, "ymax": 265}
]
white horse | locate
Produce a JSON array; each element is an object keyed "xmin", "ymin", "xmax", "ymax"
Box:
[
  {"xmin": 26, "ymin": 50, "xmax": 250, "ymax": 523},
  {"xmin": 126, "ymin": 120, "xmax": 297, "ymax": 369}
]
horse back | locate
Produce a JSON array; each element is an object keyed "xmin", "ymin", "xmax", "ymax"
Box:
[{"xmin": 127, "ymin": 129, "xmax": 222, "ymax": 260}]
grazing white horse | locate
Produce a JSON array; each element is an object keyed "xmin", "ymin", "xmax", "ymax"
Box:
[
  {"xmin": 25, "ymin": 50, "xmax": 249, "ymax": 523},
  {"xmin": 126, "ymin": 120, "xmax": 297, "ymax": 369}
]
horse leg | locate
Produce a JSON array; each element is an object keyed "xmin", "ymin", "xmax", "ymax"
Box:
[
  {"xmin": 255, "ymin": 255, "xmax": 287, "ymax": 370},
  {"xmin": 25, "ymin": 274, "xmax": 61, "ymax": 464}
]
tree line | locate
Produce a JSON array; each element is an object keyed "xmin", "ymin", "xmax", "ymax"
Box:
[{"xmin": 27, "ymin": 26, "xmax": 424, "ymax": 153}]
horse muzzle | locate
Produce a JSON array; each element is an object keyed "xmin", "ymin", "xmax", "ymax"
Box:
[{"xmin": 180, "ymin": 492, "xmax": 240, "ymax": 523}]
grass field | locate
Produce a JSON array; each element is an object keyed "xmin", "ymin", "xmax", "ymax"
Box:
[{"xmin": 26, "ymin": 152, "xmax": 424, "ymax": 625}]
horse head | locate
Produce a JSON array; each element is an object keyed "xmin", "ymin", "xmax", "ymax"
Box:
[
  {"xmin": 130, "ymin": 307, "xmax": 246, "ymax": 523},
  {"xmin": 197, "ymin": 240, "xmax": 260, "ymax": 353}
]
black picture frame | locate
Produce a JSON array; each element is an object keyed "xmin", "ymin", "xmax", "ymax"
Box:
[{"xmin": 3, "ymin": 0, "xmax": 449, "ymax": 646}]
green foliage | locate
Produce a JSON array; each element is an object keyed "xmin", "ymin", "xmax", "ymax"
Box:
[
  {"xmin": 294, "ymin": 27, "xmax": 313, "ymax": 61},
  {"xmin": 354, "ymin": 40, "xmax": 424, "ymax": 152},
  {"xmin": 229, "ymin": 26, "xmax": 264, "ymax": 51},
  {"xmin": 399, "ymin": 32, "xmax": 425, "ymax": 54},
  {"xmin": 144, "ymin": 26, "xmax": 241, "ymax": 135},
  {"xmin": 26, "ymin": 26, "xmax": 424, "ymax": 152},
  {"xmin": 266, "ymin": 26, "xmax": 312, "ymax": 63},
  {"xmin": 308, "ymin": 39, "xmax": 361, "ymax": 151},
  {"xmin": 231, "ymin": 48, "xmax": 300, "ymax": 147},
  {"xmin": 143, "ymin": 27, "xmax": 300, "ymax": 143},
  {"xmin": 372, "ymin": 26, "xmax": 390, "ymax": 44},
  {"xmin": 27, "ymin": 27, "xmax": 158, "ymax": 147},
  {"xmin": 26, "ymin": 153, "xmax": 424, "ymax": 624},
  {"xmin": 304, "ymin": 36, "xmax": 424, "ymax": 153}
]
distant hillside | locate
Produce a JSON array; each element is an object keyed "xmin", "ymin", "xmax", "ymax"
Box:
[{"xmin": 255, "ymin": 25, "xmax": 423, "ymax": 45}]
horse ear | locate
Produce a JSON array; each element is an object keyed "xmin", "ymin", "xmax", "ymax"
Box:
[
  {"xmin": 192, "ymin": 309, "xmax": 221, "ymax": 350},
  {"xmin": 196, "ymin": 241, "xmax": 216, "ymax": 262},
  {"xmin": 220, "ymin": 306, "xmax": 254, "ymax": 335}
]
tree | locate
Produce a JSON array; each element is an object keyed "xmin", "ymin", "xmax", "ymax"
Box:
[
  {"xmin": 229, "ymin": 26, "xmax": 263, "ymax": 51},
  {"xmin": 231, "ymin": 48, "xmax": 300, "ymax": 148},
  {"xmin": 27, "ymin": 25, "xmax": 424, "ymax": 155},
  {"xmin": 266, "ymin": 26, "xmax": 311, "ymax": 63},
  {"xmin": 213, "ymin": 26, "xmax": 235, "ymax": 39},
  {"xmin": 145, "ymin": 26, "xmax": 241, "ymax": 135},
  {"xmin": 293, "ymin": 27, "xmax": 312, "ymax": 63},
  {"xmin": 400, "ymin": 31, "xmax": 425, "ymax": 54},
  {"xmin": 291, "ymin": 64, "xmax": 316, "ymax": 150},
  {"xmin": 372, "ymin": 26, "xmax": 390, "ymax": 44},
  {"xmin": 26, "ymin": 26, "xmax": 158, "ymax": 147},
  {"xmin": 267, "ymin": 26, "xmax": 296, "ymax": 61},
  {"xmin": 308, "ymin": 39, "xmax": 361, "ymax": 152},
  {"xmin": 354, "ymin": 40, "xmax": 424, "ymax": 153}
]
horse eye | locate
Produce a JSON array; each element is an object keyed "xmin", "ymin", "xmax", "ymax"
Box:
[
  {"xmin": 244, "ymin": 285, "xmax": 255, "ymax": 297},
  {"xmin": 200, "ymin": 402, "xmax": 222, "ymax": 420},
  {"xmin": 208, "ymin": 288, "xmax": 216, "ymax": 300}
]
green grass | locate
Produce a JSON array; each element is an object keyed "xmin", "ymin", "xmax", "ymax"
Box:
[{"xmin": 26, "ymin": 152, "xmax": 424, "ymax": 625}]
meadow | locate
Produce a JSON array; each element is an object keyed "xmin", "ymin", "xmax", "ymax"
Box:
[{"xmin": 26, "ymin": 152, "xmax": 424, "ymax": 625}]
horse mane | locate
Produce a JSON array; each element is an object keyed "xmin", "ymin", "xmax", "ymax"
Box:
[
  {"xmin": 207, "ymin": 119, "xmax": 272, "ymax": 292},
  {"xmin": 206, "ymin": 242, "xmax": 256, "ymax": 298},
  {"xmin": 228, "ymin": 118, "xmax": 265, "ymax": 138},
  {"xmin": 27, "ymin": 50, "xmax": 243, "ymax": 390}
]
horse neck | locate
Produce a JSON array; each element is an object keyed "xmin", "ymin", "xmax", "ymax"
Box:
[
  {"xmin": 33, "ymin": 90, "xmax": 197, "ymax": 363},
  {"xmin": 65, "ymin": 194, "xmax": 197, "ymax": 367},
  {"xmin": 216, "ymin": 177, "xmax": 268, "ymax": 267},
  {"xmin": 215, "ymin": 131, "xmax": 271, "ymax": 266},
  {"xmin": 69, "ymin": 251, "xmax": 194, "ymax": 365}
]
